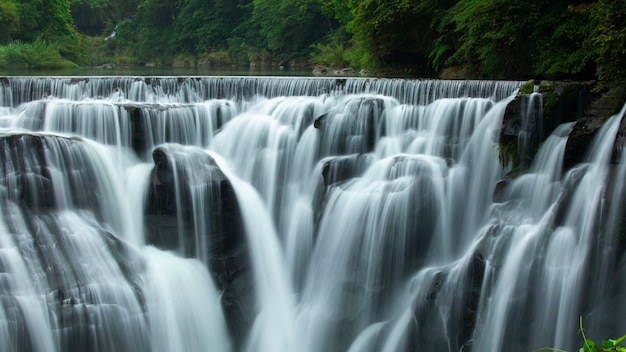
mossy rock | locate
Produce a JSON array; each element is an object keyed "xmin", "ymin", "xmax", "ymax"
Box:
[
  {"xmin": 519, "ymin": 80, "xmax": 535, "ymax": 95},
  {"xmin": 538, "ymin": 80, "xmax": 554, "ymax": 93},
  {"xmin": 498, "ymin": 140, "xmax": 519, "ymax": 168},
  {"xmin": 542, "ymin": 92, "xmax": 557, "ymax": 121}
]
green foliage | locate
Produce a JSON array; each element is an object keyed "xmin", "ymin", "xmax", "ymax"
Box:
[
  {"xmin": 347, "ymin": 0, "xmax": 413, "ymax": 65},
  {"xmin": 112, "ymin": 0, "xmax": 177, "ymax": 63},
  {"xmin": 585, "ymin": 0, "xmax": 626, "ymax": 85},
  {"xmin": 578, "ymin": 317, "xmax": 626, "ymax": 352},
  {"xmin": 20, "ymin": 39, "xmax": 73, "ymax": 68},
  {"xmin": 498, "ymin": 140, "xmax": 518, "ymax": 168},
  {"xmin": 1, "ymin": 0, "xmax": 623, "ymax": 82},
  {"xmin": 428, "ymin": 44, "xmax": 451, "ymax": 71},
  {"xmin": 535, "ymin": 317, "xmax": 626, "ymax": 352},
  {"xmin": 532, "ymin": 6, "xmax": 593, "ymax": 77},
  {"xmin": 248, "ymin": 0, "xmax": 328, "ymax": 63},
  {"xmin": 0, "ymin": 38, "xmax": 77, "ymax": 68},
  {"xmin": 16, "ymin": 0, "xmax": 76, "ymax": 41},
  {"xmin": 315, "ymin": 0, "xmax": 355, "ymax": 25},
  {"xmin": 0, "ymin": 0, "xmax": 19, "ymax": 44},
  {"xmin": 174, "ymin": 0, "xmax": 248, "ymax": 54},
  {"xmin": 1, "ymin": 0, "xmax": 84, "ymax": 66},
  {"xmin": 79, "ymin": 35, "xmax": 114, "ymax": 66},
  {"xmin": 71, "ymin": 0, "xmax": 108, "ymax": 7},
  {"xmin": 0, "ymin": 41, "xmax": 21, "ymax": 66},
  {"xmin": 70, "ymin": 0, "xmax": 114, "ymax": 36},
  {"xmin": 310, "ymin": 29, "xmax": 353, "ymax": 68},
  {"xmin": 198, "ymin": 51, "xmax": 232, "ymax": 66},
  {"xmin": 439, "ymin": 0, "xmax": 602, "ymax": 79},
  {"xmin": 520, "ymin": 80, "xmax": 535, "ymax": 95},
  {"xmin": 344, "ymin": 0, "xmax": 455, "ymax": 72},
  {"xmin": 443, "ymin": 0, "xmax": 534, "ymax": 78}
]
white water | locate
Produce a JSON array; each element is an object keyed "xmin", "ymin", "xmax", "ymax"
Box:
[
  {"xmin": 0, "ymin": 76, "xmax": 624, "ymax": 352},
  {"xmin": 144, "ymin": 247, "xmax": 231, "ymax": 352}
]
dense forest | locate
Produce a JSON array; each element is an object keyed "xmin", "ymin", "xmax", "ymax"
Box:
[{"xmin": 0, "ymin": 0, "xmax": 625, "ymax": 84}]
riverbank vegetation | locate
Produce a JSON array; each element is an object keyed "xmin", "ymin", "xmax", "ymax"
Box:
[{"xmin": 0, "ymin": 0, "xmax": 624, "ymax": 84}]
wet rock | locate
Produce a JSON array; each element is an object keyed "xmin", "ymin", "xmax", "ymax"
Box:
[
  {"xmin": 562, "ymin": 118, "xmax": 602, "ymax": 172},
  {"xmin": 408, "ymin": 251, "xmax": 486, "ymax": 352},
  {"xmin": 610, "ymin": 100, "xmax": 626, "ymax": 167},
  {"xmin": 0, "ymin": 134, "xmax": 103, "ymax": 211},
  {"xmin": 127, "ymin": 106, "xmax": 146, "ymax": 158},
  {"xmin": 316, "ymin": 97, "xmax": 387, "ymax": 156},
  {"xmin": 312, "ymin": 154, "xmax": 371, "ymax": 230},
  {"xmin": 0, "ymin": 204, "xmax": 149, "ymax": 352},
  {"xmin": 493, "ymin": 179, "xmax": 509, "ymax": 203},
  {"xmin": 0, "ymin": 135, "xmax": 48, "ymax": 203},
  {"xmin": 500, "ymin": 81, "xmax": 592, "ymax": 169},
  {"xmin": 144, "ymin": 144, "xmax": 254, "ymax": 346}
]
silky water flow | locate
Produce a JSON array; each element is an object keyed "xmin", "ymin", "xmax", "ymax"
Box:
[{"xmin": 0, "ymin": 76, "xmax": 624, "ymax": 352}]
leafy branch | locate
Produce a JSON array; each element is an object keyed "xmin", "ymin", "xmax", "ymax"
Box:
[{"xmin": 534, "ymin": 317, "xmax": 626, "ymax": 352}]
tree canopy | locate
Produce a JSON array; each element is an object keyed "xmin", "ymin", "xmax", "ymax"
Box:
[
  {"xmin": 0, "ymin": 0, "xmax": 624, "ymax": 85},
  {"xmin": 0, "ymin": 0, "xmax": 20, "ymax": 44}
]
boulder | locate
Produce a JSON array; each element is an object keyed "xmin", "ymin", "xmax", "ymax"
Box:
[
  {"xmin": 0, "ymin": 134, "xmax": 104, "ymax": 211},
  {"xmin": 144, "ymin": 144, "xmax": 254, "ymax": 346},
  {"xmin": 0, "ymin": 181, "xmax": 148, "ymax": 352},
  {"xmin": 407, "ymin": 251, "xmax": 486, "ymax": 351},
  {"xmin": 499, "ymin": 81, "xmax": 592, "ymax": 169},
  {"xmin": 315, "ymin": 96, "xmax": 386, "ymax": 156}
]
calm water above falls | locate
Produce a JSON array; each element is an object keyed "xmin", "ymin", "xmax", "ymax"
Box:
[{"xmin": 0, "ymin": 76, "xmax": 624, "ymax": 352}]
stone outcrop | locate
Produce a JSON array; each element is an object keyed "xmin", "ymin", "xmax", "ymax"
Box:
[
  {"xmin": 0, "ymin": 133, "xmax": 105, "ymax": 212},
  {"xmin": 314, "ymin": 96, "xmax": 386, "ymax": 156},
  {"xmin": 0, "ymin": 133, "xmax": 149, "ymax": 352},
  {"xmin": 399, "ymin": 251, "xmax": 486, "ymax": 352},
  {"xmin": 499, "ymin": 80, "xmax": 592, "ymax": 170},
  {"xmin": 144, "ymin": 144, "xmax": 254, "ymax": 346}
]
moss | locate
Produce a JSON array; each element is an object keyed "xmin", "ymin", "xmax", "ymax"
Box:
[
  {"xmin": 542, "ymin": 92, "xmax": 558, "ymax": 121},
  {"xmin": 498, "ymin": 141, "xmax": 518, "ymax": 168},
  {"xmin": 604, "ymin": 87, "xmax": 626, "ymax": 117},
  {"xmin": 519, "ymin": 80, "xmax": 535, "ymax": 95},
  {"xmin": 538, "ymin": 80, "xmax": 554, "ymax": 93}
]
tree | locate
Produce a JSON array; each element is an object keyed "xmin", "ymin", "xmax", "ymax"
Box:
[
  {"xmin": 0, "ymin": 0, "xmax": 19, "ymax": 44},
  {"xmin": 174, "ymin": 0, "xmax": 248, "ymax": 53},
  {"xmin": 532, "ymin": 2, "xmax": 594, "ymax": 78},
  {"xmin": 441, "ymin": 0, "xmax": 596, "ymax": 79},
  {"xmin": 586, "ymin": 0, "xmax": 626, "ymax": 84},
  {"xmin": 70, "ymin": 0, "xmax": 113, "ymax": 36},
  {"xmin": 316, "ymin": 0, "xmax": 356, "ymax": 26},
  {"xmin": 248, "ymin": 0, "xmax": 328, "ymax": 64},
  {"xmin": 346, "ymin": 0, "xmax": 454, "ymax": 72},
  {"xmin": 114, "ymin": 0, "xmax": 177, "ymax": 62}
]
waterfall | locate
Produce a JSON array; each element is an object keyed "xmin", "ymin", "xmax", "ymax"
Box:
[{"xmin": 0, "ymin": 76, "xmax": 624, "ymax": 352}]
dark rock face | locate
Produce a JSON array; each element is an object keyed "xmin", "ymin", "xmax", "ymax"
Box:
[
  {"xmin": 406, "ymin": 251, "xmax": 486, "ymax": 352},
  {"xmin": 0, "ymin": 133, "xmax": 149, "ymax": 352},
  {"xmin": 543, "ymin": 81, "xmax": 590, "ymax": 130},
  {"xmin": 0, "ymin": 134, "xmax": 54, "ymax": 209},
  {"xmin": 144, "ymin": 144, "xmax": 254, "ymax": 345},
  {"xmin": 0, "ymin": 134, "xmax": 103, "ymax": 212},
  {"xmin": 312, "ymin": 155, "xmax": 371, "ymax": 230},
  {"xmin": 0, "ymin": 218, "xmax": 149, "ymax": 352},
  {"xmin": 126, "ymin": 102, "xmax": 234, "ymax": 160},
  {"xmin": 128, "ymin": 106, "xmax": 147, "ymax": 158},
  {"xmin": 613, "ymin": 106, "xmax": 626, "ymax": 163},
  {"xmin": 500, "ymin": 81, "xmax": 592, "ymax": 170},
  {"xmin": 310, "ymin": 154, "xmax": 446, "ymax": 351},
  {"xmin": 562, "ymin": 118, "xmax": 603, "ymax": 171},
  {"xmin": 315, "ymin": 97, "xmax": 387, "ymax": 156}
]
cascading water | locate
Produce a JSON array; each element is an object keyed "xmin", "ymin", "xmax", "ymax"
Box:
[{"xmin": 0, "ymin": 76, "xmax": 624, "ymax": 352}]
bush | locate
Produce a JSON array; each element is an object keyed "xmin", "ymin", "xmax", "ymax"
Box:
[
  {"xmin": 0, "ymin": 38, "xmax": 77, "ymax": 69},
  {"xmin": 535, "ymin": 317, "xmax": 626, "ymax": 352}
]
